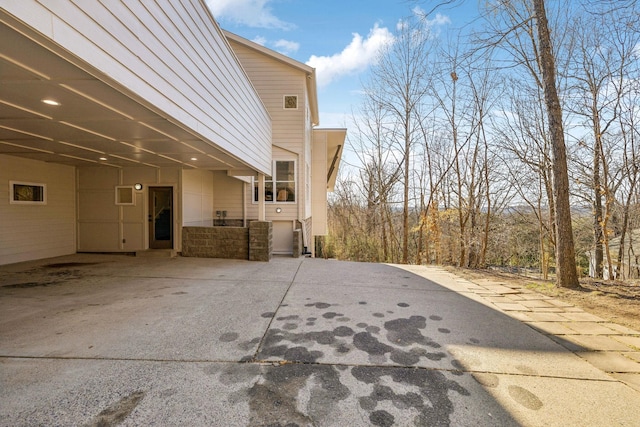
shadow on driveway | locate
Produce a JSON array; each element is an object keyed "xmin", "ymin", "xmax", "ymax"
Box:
[{"xmin": 1, "ymin": 254, "xmax": 638, "ymax": 426}]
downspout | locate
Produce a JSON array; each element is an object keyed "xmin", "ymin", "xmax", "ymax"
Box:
[
  {"xmin": 258, "ymin": 173, "xmax": 265, "ymax": 221},
  {"xmin": 243, "ymin": 182, "xmax": 247, "ymax": 227}
]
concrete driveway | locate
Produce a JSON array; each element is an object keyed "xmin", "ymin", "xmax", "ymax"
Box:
[{"xmin": 1, "ymin": 254, "xmax": 639, "ymax": 426}]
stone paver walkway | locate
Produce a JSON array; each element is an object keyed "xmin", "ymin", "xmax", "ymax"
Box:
[{"xmin": 432, "ymin": 271, "xmax": 640, "ymax": 392}]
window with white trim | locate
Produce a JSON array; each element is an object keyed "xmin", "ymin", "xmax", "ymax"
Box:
[
  {"xmin": 10, "ymin": 181, "xmax": 46, "ymax": 204},
  {"xmin": 115, "ymin": 186, "xmax": 135, "ymax": 205},
  {"xmin": 253, "ymin": 160, "xmax": 296, "ymax": 203}
]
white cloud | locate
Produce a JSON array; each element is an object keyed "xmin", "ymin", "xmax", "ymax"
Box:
[
  {"xmin": 306, "ymin": 24, "xmax": 394, "ymax": 87},
  {"xmin": 274, "ymin": 39, "xmax": 300, "ymax": 55},
  {"xmin": 396, "ymin": 9, "xmax": 450, "ymax": 40},
  {"xmin": 206, "ymin": 0, "xmax": 295, "ymax": 30},
  {"xmin": 248, "ymin": 37, "xmax": 299, "ymax": 54},
  {"xmin": 411, "ymin": 7, "xmax": 451, "ymax": 27},
  {"xmin": 252, "ymin": 36, "xmax": 267, "ymax": 46},
  {"xmin": 426, "ymin": 13, "xmax": 451, "ymax": 27}
]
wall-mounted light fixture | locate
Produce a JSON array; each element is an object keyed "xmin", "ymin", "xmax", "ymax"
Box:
[
  {"xmin": 134, "ymin": 183, "xmax": 143, "ymax": 191},
  {"xmin": 276, "ymin": 207, "xmax": 282, "ymax": 213}
]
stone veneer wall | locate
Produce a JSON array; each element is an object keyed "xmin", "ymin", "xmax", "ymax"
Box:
[
  {"xmin": 182, "ymin": 222, "xmax": 272, "ymax": 261},
  {"xmin": 293, "ymin": 229, "xmax": 303, "ymax": 258},
  {"xmin": 249, "ymin": 221, "xmax": 272, "ymax": 262},
  {"xmin": 182, "ymin": 226, "xmax": 249, "ymax": 259}
]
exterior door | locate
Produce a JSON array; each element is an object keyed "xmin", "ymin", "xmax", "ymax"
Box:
[
  {"xmin": 149, "ymin": 187, "xmax": 173, "ymax": 249},
  {"xmin": 272, "ymin": 221, "xmax": 294, "ymax": 255}
]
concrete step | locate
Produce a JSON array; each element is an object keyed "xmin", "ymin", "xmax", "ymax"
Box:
[{"xmin": 135, "ymin": 249, "xmax": 177, "ymax": 258}]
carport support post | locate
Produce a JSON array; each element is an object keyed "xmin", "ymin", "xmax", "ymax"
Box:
[
  {"xmin": 249, "ymin": 221, "xmax": 272, "ymax": 261},
  {"xmin": 258, "ymin": 173, "xmax": 266, "ymax": 221}
]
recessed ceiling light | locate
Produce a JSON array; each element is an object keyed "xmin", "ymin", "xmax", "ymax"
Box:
[
  {"xmin": 42, "ymin": 99, "xmax": 60, "ymax": 106},
  {"xmin": 190, "ymin": 157, "xmax": 198, "ymax": 161},
  {"xmin": 99, "ymin": 157, "xmax": 108, "ymax": 161}
]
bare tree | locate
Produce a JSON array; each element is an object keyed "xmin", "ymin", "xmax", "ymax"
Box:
[
  {"xmin": 492, "ymin": 77, "xmax": 557, "ymax": 278},
  {"xmin": 350, "ymin": 91, "xmax": 404, "ymax": 262},
  {"xmin": 327, "ymin": 0, "xmax": 638, "ymax": 286},
  {"xmin": 531, "ymin": 0, "xmax": 579, "ymax": 287},
  {"xmin": 425, "ymin": 0, "xmax": 580, "ymax": 285},
  {"xmin": 367, "ymin": 17, "xmax": 434, "ymax": 263},
  {"xmin": 566, "ymin": 9, "xmax": 638, "ymax": 278},
  {"xmin": 614, "ymin": 88, "xmax": 640, "ymax": 279}
]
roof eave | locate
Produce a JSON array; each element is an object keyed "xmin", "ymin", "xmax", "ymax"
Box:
[{"xmin": 223, "ymin": 29, "xmax": 319, "ymax": 125}]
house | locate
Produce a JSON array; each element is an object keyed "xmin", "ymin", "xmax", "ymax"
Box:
[
  {"xmin": 588, "ymin": 229, "xmax": 640, "ymax": 280},
  {"xmin": 0, "ymin": 0, "xmax": 345, "ymax": 265},
  {"xmin": 222, "ymin": 31, "xmax": 345, "ymax": 255}
]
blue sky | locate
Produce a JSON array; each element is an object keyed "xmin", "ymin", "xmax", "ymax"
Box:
[{"xmin": 207, "ymin": 0, "xmax": 477, "ymax": 128}]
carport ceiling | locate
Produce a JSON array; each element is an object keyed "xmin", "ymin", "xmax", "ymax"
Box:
[{"xmin": 0, "ymin": 21, "xmax": 247, "ymax": 170}]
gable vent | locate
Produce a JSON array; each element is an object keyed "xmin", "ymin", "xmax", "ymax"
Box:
[{"xmin": 284, "ymin": 95, "xmax": 298, "ymax": 109}]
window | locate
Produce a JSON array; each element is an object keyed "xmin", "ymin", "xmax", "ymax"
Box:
[
  {"xmin": 274, "ymin": 161, "xmax": 295, "ymax": 202},
  {"xmin": 254, "ymin": 161, "xmax": 295, "ymax": 203},
  {"xmin": 115, "ymin": 186, "xmax": 135, "ymax": 205},
  {"xmin": 10, "ymin": 181, "xmax": 46, "ymax": 204},
  {"xmin": 254, "ymin": 175, "xmax": 273, "ymax": 202}
]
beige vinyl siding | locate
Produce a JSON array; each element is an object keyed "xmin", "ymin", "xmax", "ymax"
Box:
[
  {"xmin": 229, "ymin": 40, "xmax": 313, "ymax": 225},
  {"xmin": 2, "ymin": 0, "xmax": 271, "ymax": 174},
  {"xmin": 0, "ymin": 155, "xmax": 76, "ymax": 265},
  {"xmin": 312, "ymin": 134, "xmax": 329, "ymax": 236},
  {"xmin": 77, "ymin": 166, "xmax": 181, "ymax": 252},
  {"xmin": 304, "ymin": 105, "xmax": 313, "ymax": 218},
  {"xmin": 77, "ymin": 167, "xmax": 121, "ymax": 252},
  {"xmin": 212, "ymin": 172, "xmax": 244, "ymax": 221},
  {"xmin": 183, "ymin": 169, "xmax": 214, "ymax": 227},
  {"xmin": 120, "ymin": 168, "xmax": 155, "ymax": 250},
  {"xmin": 228, "ymin": 40, "xmax": 306, "ymax": 151}
]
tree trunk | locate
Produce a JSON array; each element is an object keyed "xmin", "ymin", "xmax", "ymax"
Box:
[
  {"xmin": 480, "ymin": 133, "xmax": 491, "ymax": 268},
  {"xmin": 402, "ymin": 117, "xmax": 410, "ymax": 264},
  {"xmin": 616, "ymin": 204, "xmax": 630, "ymax": 280},
  {"xmin": 615, "ymin": 146, "xmax": 638, "ymax": 279},
  {"xmin": 417, "ymin": 193, "xmax": 425, "ymax": 265},
  {"xmin": 592, "ymin": 115, "xmax": 604, "ymax": 278},
  {"xmin": 533, "ymin": 0, "xmax": 580, "ymax": 288},
  {"xmin": 600, "ymin": 146, "xmax": 614, "ymax": 279}
]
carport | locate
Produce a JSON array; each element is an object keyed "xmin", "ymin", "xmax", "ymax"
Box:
[{"xmin": 0, "ymin": 2, "xmax": 272, "ymax": 265}]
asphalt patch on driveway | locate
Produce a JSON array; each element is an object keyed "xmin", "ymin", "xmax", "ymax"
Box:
[
  {"xmin": 224, "ymin": 300, "xmax": 471, "ymax": 426},
  {"xmin": 1, "ymin": 262, "xmax": 101, "ymax": 288},
  {"xmin": 255, "ymin": 302, "xmax": 451, "ymax": 367}
]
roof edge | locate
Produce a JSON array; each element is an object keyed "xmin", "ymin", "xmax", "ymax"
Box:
[
  {"xmin": 223, "ymin": 30, "xmax": 314, "ymax": 74},
  {"xmin": 223, "ymin": 29, "xmax": 319, "ymax": 125}
]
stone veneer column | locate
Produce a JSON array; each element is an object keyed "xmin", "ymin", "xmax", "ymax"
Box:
[
  {"xmin": 249, "ymin": 221, "xmax": 272, "ymax": 262},
  {"xmin": 293, "ymin": 229, "xmax": 303, "ymax": 258}
]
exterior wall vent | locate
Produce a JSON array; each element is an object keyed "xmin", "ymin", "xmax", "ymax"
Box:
[{"xmin": 284, "ymin": 95, "xmax": 298, "ymax": 109}]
